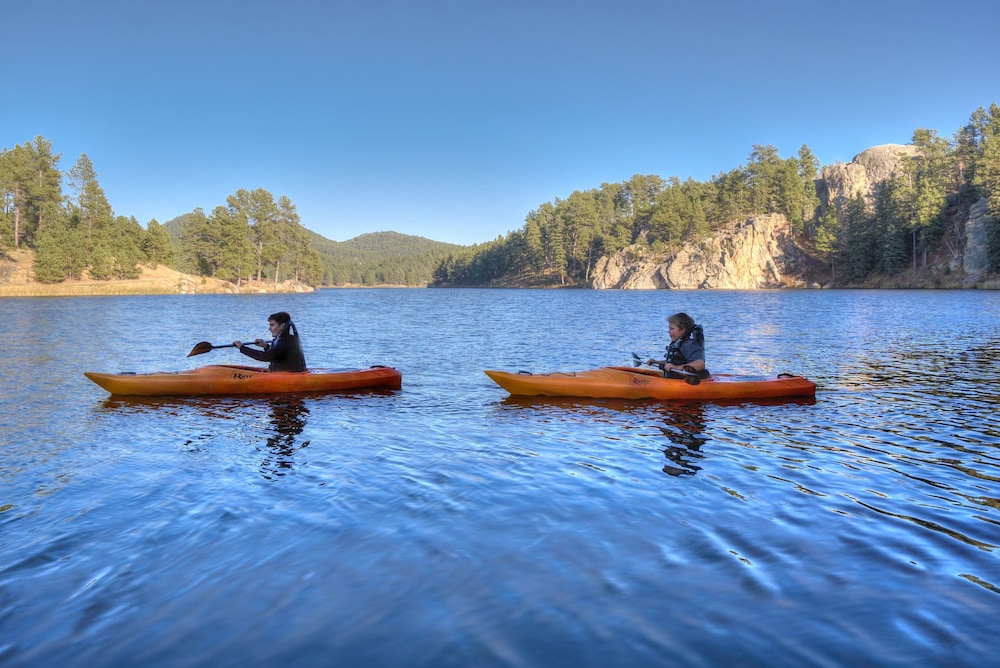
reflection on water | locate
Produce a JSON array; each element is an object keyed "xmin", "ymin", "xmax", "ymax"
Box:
[
  {"xmin": 498, "ymin": 395, "xmax": 817, "ymax": 477},
  {"xmin": 654, "ymin": 403, "xmax": 709, "ymax": 476},
  {"xmin": 257, "ymin": 397, "xmax": 311, "ymax": 480},
  {"xmin": 101, "ymin": 395, "xmax": 313, "ymax": 480}
]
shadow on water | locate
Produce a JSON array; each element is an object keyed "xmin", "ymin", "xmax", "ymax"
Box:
[{"xmin": 499, "ymin": 395, "xmax": 815, "ymax": 477}]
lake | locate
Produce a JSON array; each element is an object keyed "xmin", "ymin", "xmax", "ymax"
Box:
[{"xmin": 1, "ymin": 288, "xmax": 998, "ymax": 667}]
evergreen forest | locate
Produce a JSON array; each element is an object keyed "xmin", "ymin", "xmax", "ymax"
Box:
[
  {"xmin": 431, "ymin": 103, "xmax": 1000, "ymax": 287},
  {"xmin": 0, "ymin": 141, "xmax": 455, "ymax": 287},
  {"xmin": 4, "ymin": 103, "xmax": 1000, "ymax": 290}
]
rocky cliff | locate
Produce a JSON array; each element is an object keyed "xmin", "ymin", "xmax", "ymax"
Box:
[
  {"xmin": 591, "ymin": 143, "xmax": 996, "ymax": 289},
  {"xmin": 817, "ymin": 144, "xmax": 920, "ymax": 210},
  {"xmin": 591, "ymin": 214, "xmax": 818, "ymax": 289}
]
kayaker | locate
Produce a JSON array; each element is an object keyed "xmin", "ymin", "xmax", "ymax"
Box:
[
  {"xmin": 646, "ymin": 312, "xmax": 708, "ymax": 378},
  {"xmin": 233, "ymin": 311, "xmax": 307, "ymax": 372}
]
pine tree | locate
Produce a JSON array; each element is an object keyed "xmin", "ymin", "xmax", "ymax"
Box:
[
  {"xmin": 980, "ymin": 127, "xmax": 1000, "ymax": 271},
  {"xmin": 840, "ymin": 193, "xmax": 875, "ymax": 283},
  {"xmin": 814, "ymin": 204, "xmax": 839, "ymax": 279},
  {"xmin": 2, "ymin": 137, "xmax": 62, "ymax": 249},
  {"xmin": 797, "ymin": 144, "xmax": 822, "ymax": 233},
  {"xmin": 873, "ymin": 177, "xmax": 911, "ymax": 275},
  {"xmin": 746, "ymin": 145, "xmax": 783, "ymax": 215},
  {"xmin": 907, "ymin": 129, "xmax": 951, "ymax": 270},
  {"xmin": 32, "ymin": 206, "xmax": 84, "ymax": 282},
  {"xmin": 143, "ymin": 220, "xmax": 175, "ymax": 268},
  {"xmin": 109, "ymin": 215, "xmax": 144, "ymax": 279},
  {"xmin": 67, "ymin": 154, "xmax": 114, "ymax": 255}
]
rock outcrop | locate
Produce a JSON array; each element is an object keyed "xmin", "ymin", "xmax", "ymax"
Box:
[
  {"xmin": 817, "ymin": 144, "xmax": 920, "ymax": 210},
  {"xmin": 591, "ymin": 142, "xmax": 997, "ymax": 289},
  {"xmin": 591, "ymin": 214, "xmax": 813, "ymax": 289}
]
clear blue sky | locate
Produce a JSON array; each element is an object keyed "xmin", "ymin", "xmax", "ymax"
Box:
[{"xmin": 4, "ymin": 0, "xmax": 998, "ymax": 246}]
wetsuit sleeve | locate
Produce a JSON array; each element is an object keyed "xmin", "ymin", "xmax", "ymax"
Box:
[{"xmin": 237, "ymin": 344, "xmax": 272, "ymax": 363}]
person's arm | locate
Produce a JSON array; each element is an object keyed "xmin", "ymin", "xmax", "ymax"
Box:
[
  {"xmin": 232, "ymin": 340, "xmax": 273, "ymax": 362},
  {"xmin": 674, "ymin": 339, "xmax": 705, "ymax": 372}
]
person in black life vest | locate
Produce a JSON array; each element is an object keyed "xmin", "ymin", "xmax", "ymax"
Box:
[
  {"xmin": 233, "ymin": 311, "xmax": 307, "ymax": 372},
  {"xmin": 646, "ymin": 312, "xmax": 707, "ymax": 378}
]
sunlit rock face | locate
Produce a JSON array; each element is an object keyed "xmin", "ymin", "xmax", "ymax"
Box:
[
  {"xmin": 592, "ymin": 214, "xmax": 812, "ymax": 290},
  {"xmin": 818, "ymin": 144, "xmax": 921, "ymax": 210}
]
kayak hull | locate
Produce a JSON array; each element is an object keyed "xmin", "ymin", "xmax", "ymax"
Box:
[
  {"xmin": 85, "ymin": 364, "xmax": 402, "ymax": 397},
  {"xmin": 484, "ymin": 366, "xmax": 816, "ymax": 401}
]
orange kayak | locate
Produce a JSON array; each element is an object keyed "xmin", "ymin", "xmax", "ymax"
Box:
[
  {"xmin": 85, "ymin": 364, "xmax": 402, "ymax": 397},
  {"xmin": 484, "ymin": 366, "xmax": 815, "ymax": 401}
]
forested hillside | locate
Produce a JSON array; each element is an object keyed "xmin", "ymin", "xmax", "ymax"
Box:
[
  {"xmin": 431, "ymin": 103, "xmax": 1000, "ymax": 288},
  {"xmin": 6, "ymin": 103, "xmax": 999, "ymax": 291},
  {"xmin": 162, "ymin": 220, "xmax": 459, "ymax": 287},
  {"xmin": 306, "ymin": 231, "xmax": 463, "ymax": 286},
  {"xmin": 162, "ymin": 222, "xmax": 459, "ymax": 287}
]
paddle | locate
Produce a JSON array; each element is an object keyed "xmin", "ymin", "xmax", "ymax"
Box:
[
  {"xmin": 631, "ymin": 352, "xmax": 701, "ymax": 385},
  {"xmin": 187, "ymin": 340, "xmax": 256, "ymax": 357}
]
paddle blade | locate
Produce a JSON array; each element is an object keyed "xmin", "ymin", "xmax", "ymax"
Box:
[{"xmin": 187, "ymin": 341, "xmax": 215, "ymax": 357}]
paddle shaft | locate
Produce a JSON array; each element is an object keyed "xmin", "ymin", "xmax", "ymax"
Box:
[
  {"xmin": 632, "ymin": 352, "xmax": 700, "ymax": 384},
  {"xmin": 187, "ymin": 339, "xmax": 259, "ymax": 357}
]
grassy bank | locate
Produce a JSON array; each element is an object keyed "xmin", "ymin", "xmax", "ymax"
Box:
[
  {"xmin": 0, "ymin": 280, "xmax": 199, "ymax": 297},
  {"xmin": 0, "ymin": 251, "xmax": 313, "ymax": 297}
]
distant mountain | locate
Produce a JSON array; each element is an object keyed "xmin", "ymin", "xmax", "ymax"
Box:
[
  {"xmin": 162, "ymin": 216, "xmax": 464, "ymax": 286},
  {"xmin": 161, "ymin": 214, "xmax": 191, "ymax": 243},
  {"xmin": 308, "ymin": 230, "xmax": 464, "ymax": 286}
]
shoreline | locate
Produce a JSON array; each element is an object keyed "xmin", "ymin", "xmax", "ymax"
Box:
[
  {"xmin": 0, "ymin": 276, "xmax": 316, "ymax": 298},
  {"xmin": 0, "ymin": 251, "xmax": 315, "ymax": 297},
  {"xmin": 0, "ymin": 281, "xmax": 433, "ymax": 297}
]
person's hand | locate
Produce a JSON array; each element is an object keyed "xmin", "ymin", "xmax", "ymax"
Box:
[
  {"xmin": 233, "ymin": 340, "xmax": 242, "ymax": 348},
  {"xmin": 646, "ymin": 358, "xmax": 656, "ymax": 366},
  {"xmin": 254, "ymin": 338, "xmax": 266, "ymax": 347}
]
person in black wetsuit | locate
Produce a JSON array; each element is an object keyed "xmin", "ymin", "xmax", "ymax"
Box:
[
  {"xmin": 233, "ymin": 311, "xmax": 307, "ymax": 372},
  {"xmin": 646, "ymin": 312, "xmax": 707, "ymax": 378}
]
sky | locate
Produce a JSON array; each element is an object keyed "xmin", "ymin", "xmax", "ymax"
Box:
[{"xmin": 3, "ymin": 0, "xmax": 999, "ymax": 246}]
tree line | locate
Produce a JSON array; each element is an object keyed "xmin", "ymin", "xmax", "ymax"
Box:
[
  {"xmin": 432, "ymin": 103, "xmax": 1000, "ymax": 287},
  {"xmin": 0, "ymin": 138, "xmax": 321, "ymax": 285},
  {"xmin": 7, "ymin": 104, "xmax": 999, "ymax": 289},
  {"xmin": 0, "ymin": 140, "xmax": 176, "ymax": 282},
  {"xmin": 171, "ymin": 189, "xmax": 323, "ymax": 286},
  {"xmin": 1, "ymin": 136, "xmax": 454, "ymax": 288}
]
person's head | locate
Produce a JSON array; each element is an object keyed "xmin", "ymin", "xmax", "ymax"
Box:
[
  {"xmin": 667, "ymin": 312, "xmax": 695, "ymax": 341},
  {"xmin": 268, "ymin": 311, "xmax": 292, "ymax": 336}
]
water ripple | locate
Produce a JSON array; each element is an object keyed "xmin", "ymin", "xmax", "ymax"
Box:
[{"xmin": 2, "ymin": 290, "xmax": 998, "ymax": 666}]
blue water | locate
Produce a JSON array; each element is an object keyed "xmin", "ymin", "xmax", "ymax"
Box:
[{"xmin": 1, "ymin": 289, "xmax": 998, "ymax": 667}]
